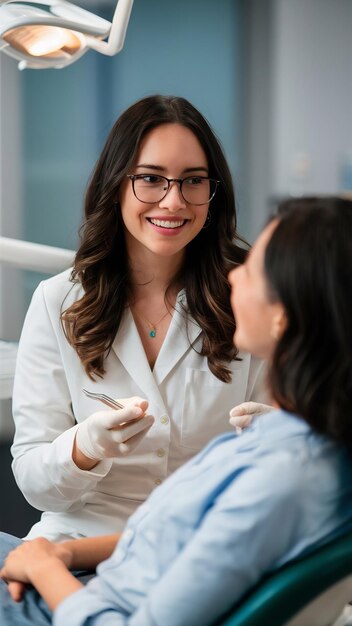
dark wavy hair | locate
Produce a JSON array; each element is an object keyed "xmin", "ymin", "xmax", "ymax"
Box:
[
  {"xmin": 266, "ymin": 196, "xmax": 352, "ymax": 444},
  {"xmin": 61, "ymin": 95, "xmax": 248, "ymax": 381}
]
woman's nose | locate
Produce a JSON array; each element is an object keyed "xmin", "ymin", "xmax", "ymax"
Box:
[{"xmin": 158, "ymin": 181, "xmax": 187, "ymax": 211}]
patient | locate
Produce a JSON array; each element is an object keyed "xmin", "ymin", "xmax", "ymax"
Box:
[{"xmin": 0, "ymin": 195, "xmax": 352, "ymax": 626}]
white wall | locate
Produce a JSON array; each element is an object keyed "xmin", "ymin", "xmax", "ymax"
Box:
[
  {"xmin": 272, "ymin": 0, "xmax": 352, "ymax": 196},
  {"xmin": 241, "ymin": 0, "xmax": 275, "ymax": 239},
  {"xmin": 243, "ymin": 0, "xmax": 352, "ymax": 239}
]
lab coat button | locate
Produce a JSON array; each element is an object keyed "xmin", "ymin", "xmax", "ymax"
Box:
[
  {"xmin": 160, "ymin": 415, "xmax": 169, "ymax": 425},
  {"xmin": 156, "ymin": 448, "xmax": 166, "ymax": 457},
  {"xmin": 155, "ymin": 478, "xmax": 162, "ymax": 486}
]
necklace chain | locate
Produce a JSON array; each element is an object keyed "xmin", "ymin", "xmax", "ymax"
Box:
[
  {"xmin": 133, "ymin": 308, "xmax": 170, "ymax": 338},
  {"xmin": 145, "ymin": 310, "xmax": 170, "ymax": 338}
]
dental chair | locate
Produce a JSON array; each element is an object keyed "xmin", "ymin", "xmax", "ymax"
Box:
[
  {"xmin": 218, "ymin": 528, "xmax": 352, "ymax": 626},
  {"xmin": 0, "ymin": 236, "xmax": 74, "ymax": 400}
]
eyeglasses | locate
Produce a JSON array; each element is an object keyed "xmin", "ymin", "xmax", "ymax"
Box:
[{"xmin": 127, "ymin": 174, "xmax": 220, "ymax": 206}]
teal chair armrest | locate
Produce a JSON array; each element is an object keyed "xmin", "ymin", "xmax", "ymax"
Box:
[{"xmin": 218, "ymin": 530, "xmax": 352, "ymax": 626}]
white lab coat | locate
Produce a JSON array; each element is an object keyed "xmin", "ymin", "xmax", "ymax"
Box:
[{"xmin": 11, "ymin": 269, "xmax": 267, "ymax": 541}]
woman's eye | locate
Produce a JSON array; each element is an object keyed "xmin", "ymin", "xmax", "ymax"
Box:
[
  {"xmin": 185, "ymin": 177, "xmax": 204, "ymax": 185},
  {"xmin": 139, "ymin": 175, "xmax": 163, "ymax": 184}
]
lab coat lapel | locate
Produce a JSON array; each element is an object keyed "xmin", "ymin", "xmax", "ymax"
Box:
[
  {"xmin": 111, "ymin": 309, "xmax": 165, "ymax": 408},
  {"xmin": 153, "ymin": 292, "xmax": 202, "ymax": 386}
]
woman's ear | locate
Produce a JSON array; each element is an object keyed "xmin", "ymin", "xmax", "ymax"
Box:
[{"xmin": 270, "ymin": 306, "xmax": 287, "ymax": 341}]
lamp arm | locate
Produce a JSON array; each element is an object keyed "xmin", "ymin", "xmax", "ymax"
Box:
[
  {"xmin": 0, "ymin": 1, "xmax": 76, "ymax": 8},
  {"xmin": 84, "ymin": 0, "xmax": 133, "ymax": 56},
  {"xmin": 0, "ymin": 0, "xmax": 60, "ymax": 6},
  {"xmin": 0, "ymin": 0, "xmax": 111, "ymax": 29}
]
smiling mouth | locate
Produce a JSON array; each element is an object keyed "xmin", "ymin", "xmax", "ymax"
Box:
[{"xmin": 147, "ymin": 218, "xmax": 187, "ymax": 229}]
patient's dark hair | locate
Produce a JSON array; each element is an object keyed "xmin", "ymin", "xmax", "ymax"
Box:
[
  {"xmin": 61, "ymin": 95, "xmax": 247, "ymax": 381},
  {"xmin": 266, "ymin": 196, "xmax": 352, "ymax": 445}
]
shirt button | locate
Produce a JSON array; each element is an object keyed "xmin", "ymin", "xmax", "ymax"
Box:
[
  {"xmin": 123, "ymin": 528, "xmax": 134, "ymax": 541},
  {"xmin": 160, "ymin": 415, "xmax": 169, "ymax": 425},
  {"xmin": 156, "ymin": 448, "xmax": 166, "ymax": 457},
  {"xmin": 155, "ymin": 478, "xmax": 162, "ymax": 486}
]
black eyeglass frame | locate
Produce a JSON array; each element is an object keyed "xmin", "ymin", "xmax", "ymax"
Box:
[{"xmin": 126, "ymin": 174, "xmax": 220, "ymax": 206}]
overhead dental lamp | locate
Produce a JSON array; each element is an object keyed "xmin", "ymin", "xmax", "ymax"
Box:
[{"xmin": 0, "ymin": 0, "xmax": 133, "ymax": 69}]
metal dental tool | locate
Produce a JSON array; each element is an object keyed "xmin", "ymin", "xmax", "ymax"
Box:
[{"xmin": 83, "ymin": 389, "xmax": 124, "ymax": 410}]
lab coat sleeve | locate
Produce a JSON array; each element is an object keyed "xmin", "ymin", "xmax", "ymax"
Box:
[
  {"xmin": 11, "ymin": 281, "xmax": 112, "ymax": 512},
  {"xmin": 54, "ymin": 459, "xmax": 304, "ymax": 626}
]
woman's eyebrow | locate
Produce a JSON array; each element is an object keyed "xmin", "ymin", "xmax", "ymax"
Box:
[
  {"xmin": 135, "ymin": 164, "xmax": 164, "ymax": 170},
  {"xmin": 134, "ymin": 164, "xmax": 209, "ymax": 173},
  {"xmin": 183, "ymin": 166, "xmax": 209, "ymax": 173}
]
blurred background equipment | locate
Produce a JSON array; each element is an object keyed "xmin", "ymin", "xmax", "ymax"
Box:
[
  {"xmin": 0, "ymin": 238, "xmax": 73, "ymax": 535},
  {"xmin": 0, "ymin": 0, "xmax": 133, "ymax": 69},
  {"xmin": 0, "ymin": 235, "xmax": 74, "ymax": 400},
  {"xmin": 0, "ymin": 235, "xmax": 74, "ymax": 271}
]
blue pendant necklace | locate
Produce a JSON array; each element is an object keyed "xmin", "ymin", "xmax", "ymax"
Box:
[{"xmin": 146, "ymin": 310, "xmax": 170, "ymax": 338}]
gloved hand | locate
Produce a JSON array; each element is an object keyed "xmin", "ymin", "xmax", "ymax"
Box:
[
  {"xmin": 76, "ymin": 396, "xmax": 154, "ymax": 460},
  {"xmin": 229, "ymin": 402, "xmax": 273, "ymax": 433}
]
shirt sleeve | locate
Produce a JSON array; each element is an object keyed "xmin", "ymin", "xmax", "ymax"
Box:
[
  {"xmin": 54, "ymin": 458, "xmax": 305, "ymax": 626},
  {"xmin": 11, "ymin": 281, "xmax": 112, "ymax": 513},
  {"xmin": 128, "ymin": 461, "xmax": 303, "ymax": 626}
]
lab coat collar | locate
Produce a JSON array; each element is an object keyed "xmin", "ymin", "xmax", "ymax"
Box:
[
  {"xmin": 111, "ymin": 290, "xmax": 202, "ymax": 402},
  {"xmin": 111, "ymin": 309, "xmax": 164, "ymax": 408},
  {"xmin": 153, "ymin": 290, "xmax": 202, "ymax": 386}
]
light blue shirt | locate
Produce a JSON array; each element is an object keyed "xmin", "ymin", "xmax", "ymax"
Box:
[{"xmin": 54, "ymin": 410, "xmax": 352, "ymax": 626}]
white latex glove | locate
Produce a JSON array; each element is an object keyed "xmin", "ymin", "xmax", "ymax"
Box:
[
  {"xmin": 229, "ymin": 401, "xmax": 273, "ymax": 434},
  {"xmin": 76, "ymin": 396, "xmax": 154, "ymax": 460}
]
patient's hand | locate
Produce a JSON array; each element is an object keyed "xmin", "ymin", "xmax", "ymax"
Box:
[
  {"xmin": 0, "ymin": 538, "xmax": 72, "ymax": 601},
  {"xmin": 229, "ymin": 402, "xmax": 273, "ymax": 433}
]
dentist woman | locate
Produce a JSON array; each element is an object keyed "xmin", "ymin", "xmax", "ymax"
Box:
[{"xmin": 11, "ymin": 95, "xmax": 267, "ymax": 542}]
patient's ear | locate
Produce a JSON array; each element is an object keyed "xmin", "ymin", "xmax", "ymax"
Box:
[{"xmin": 270, "ymin": 306, "xmax": 287, "ymax": 341}]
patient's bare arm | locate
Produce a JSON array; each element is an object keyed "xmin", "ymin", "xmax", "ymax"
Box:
[
  {"xmin": 62, "ymin": 533, "xmax": 120, "ymax": 570},
  {"xmin": 0, "ymin": 534, "xmax": 120, "ymax": 607}
]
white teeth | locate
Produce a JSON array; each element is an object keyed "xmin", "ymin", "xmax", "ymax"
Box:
[{"xmin": 149, "ymin": 219, "xmax": 185, "ymax": 228}]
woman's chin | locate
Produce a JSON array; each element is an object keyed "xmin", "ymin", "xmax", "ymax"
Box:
[
  {"xmin": 233, "ymin": 330, "xmax": 245, "ymax": 352},
  {"xmin": 233, "ymin": 332, "xmax": 268, "ymax": 361}
]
